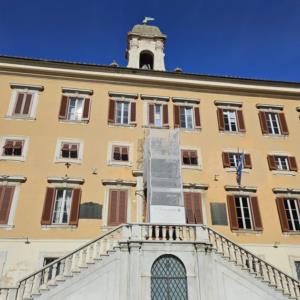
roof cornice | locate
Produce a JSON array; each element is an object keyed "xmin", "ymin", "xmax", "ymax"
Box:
[{"xmin": 1, "ymin": 55, "xmax": 300, "ymax": 97}]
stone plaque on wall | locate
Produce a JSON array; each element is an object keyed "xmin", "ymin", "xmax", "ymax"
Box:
[
  {"xmin": 79, "ymin": 202, "xmax": 102, "ymax": 219},
  {"xmin": 210, "ymin": 203, "xmax": 228, "ymax": 225}
]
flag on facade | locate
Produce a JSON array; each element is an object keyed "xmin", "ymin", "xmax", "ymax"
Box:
[{"xmin": 236, "ymin": 152, "xmax": 244, "ymax": 186}]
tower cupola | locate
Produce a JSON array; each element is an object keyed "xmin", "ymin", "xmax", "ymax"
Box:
[{"xmin": 126, "ymin": 19, "xmax": 166, "ymax": 71}]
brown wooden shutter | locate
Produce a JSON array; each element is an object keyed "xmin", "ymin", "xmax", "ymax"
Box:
[
  {"xmin": 267, "ymin": 155, "xmax": 276, "ymax": 170},
  {"xmin": 108, "ymin": 190, "xmax": 118, "ymax": 226},
  {"xmin": 82, "ymin": 98, "xmax": 90, "ymax": 120},
  {"xmin": 163, "ymin": 104, "xmax": 168, "ymax": 126},
  {"xmin": 250, "ymin": 197, "xmax": 263, "ymax": 231},
  {"xmin": 59, "ymin": 96, "xmax": 68, "ymax": 119},
  {"xmin": 148, "ymin": 103, "xmax": 154, "ymax": 125},
  {"xmin": 193, "ymin": 193, "xmax": 203, "ymax": 224},
  {"xmin": 278, "ymin": 113, "xmax": 289, "ymax": 135},
  {"xmin": 130, "ymin": 102, "xmax": 136, "ymax": 123},
  {"xmin": 258, "ymin": 111, "xmax": 268, "ymax": 134},
  {"xmin": 184, "ymin": 192, "xmax": 193, "ymax": 224},
  {"xmin": 108, "ymin": 99, "xmax": 115, "ymax": 123},
  {"xmin": 288, "ymin": 156, "xmax": 298, "ymax": 172},
  {"xmin": 217, "ymin": 108, "xmax": 225, "ymax": 131},
  {"xmin": 0, "ymin": 186, "xmax": 15, "ymax": 224},
  {"xmin": 244, "ymin": 154, "xmax": 252, "ymax": 169},
  {"xmin": 118, "ymin": 190, "xmax": 128, "ymax": 224},
  {"xmin": 222, "ymin": 152, "xmax": 231, "ymax": 168},
  {"xmin": 69, "ymin": 189, "xmax": 81, "ymax": 225},
  {"xmin": 194, "ymin": 107, "xmax": 201, "ymax": 128},
  {"xmin": 227, "ymin": 195, "xmax": 239, "ymax": 230},
  {"xmin": 14, "ymin": 93, "xmax": 24, "ymax": 114},
  {"xmin": 22, "ymin": 94, "xmax": 32, "ymax": 115},
  {"xmin": 174, "ymin": 106, "xmax": 180, "ymax": 128},
  {"xmin": 41, "ymin": 188, "xmax": 55, "ymax": 225},
  {"xmin": 236, "ymin": 110, "xmax": 246, "ymax": 132},
  {"xmin": 276, "ymin": 197, "xmax": 289, "ymax": 232}
]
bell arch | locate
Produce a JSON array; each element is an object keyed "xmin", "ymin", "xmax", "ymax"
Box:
[{"xmin": 139, "ymin": 51, "xmax": 154, "ymax": 70}]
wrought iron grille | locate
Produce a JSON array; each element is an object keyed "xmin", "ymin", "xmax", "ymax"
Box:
[{"xmin": 151, "ymin": 255, "xmax": 188, "ymax": 300}]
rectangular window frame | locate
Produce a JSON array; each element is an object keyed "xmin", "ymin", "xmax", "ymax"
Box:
[
  {"xmin": 115, "ymin": 101, "xmax": 130, "ymax": 125},
  {"xmin": 179, "ymin": 106, "xmax": 194, "ymax": 129},
  {"xmin": 181, "ymin": 147, "xmax": 202, "ymax": 170},
  {"xmin": 235, "ymin": 195, "xmax": 253, "ymax": 230},
  {"xmin": 266, "ymin": 112, "xmax": 281, "ymax": 135},
  {"xmin": 51, "ymin": 189, "xmax": 73, "ymax": 225},
  {"xmin": 0, "ymin": 136, "xmax": 29, "ymax": 161},
  {"xmin": 223, "ymin": 109, "xmax": 238, "ymax": 132},
  {"xmin": 54, "ymin": 139, "xmax": 84, "ymax": 164},
  {"xmin": 107, "ymin": 142, "xmax": 132, "ymax": 167},
  {"xmin": 284, "ymin": 198, "xmax": 300, "ymax": 232}
]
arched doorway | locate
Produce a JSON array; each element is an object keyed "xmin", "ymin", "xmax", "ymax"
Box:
[
  {"xmin": 151, "ymin": 254, "xmax": 188, "ymax": 300},
  {"xmin": 139, "ymin": 51, "xmax": 154, "ymax": 69}
]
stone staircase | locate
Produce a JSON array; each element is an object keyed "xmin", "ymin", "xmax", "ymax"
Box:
[{"xmin": 0, "ymin": 224, "xmax": 299, "ymax": 300}]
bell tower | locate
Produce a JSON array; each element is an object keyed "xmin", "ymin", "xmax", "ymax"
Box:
[{"xmin": 126, "ymin": 20, "xmax": 166, "ymax": 71}]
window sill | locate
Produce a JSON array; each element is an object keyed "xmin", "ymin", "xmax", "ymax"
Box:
[
  {"xmin": 225, "ymin": 168, "xmax": 251, "ymax": 173},
  {"xmin": 4, "ymin": 115, "xmax": 36, "ymax": 121},
  {"xmin": 219, "ymin": 131, "xmax": 245, "ymax": 136},
  {"xmin": 108, "ymin": 161, "xmax": 132, "ymax": 167},
  {"xmin": 263, "ymin": 134, "xmax": 288, "ymax": 139},
  {"xmin": 0, "ymin": 225, "xmax": 14, "ymax": 230},
  {"xmin": 108, "ymin": 123, "xmax": 136, "ymax": 128},
  {"xmin": 182, "ymin": 165, "xmax": 202, "ymax": 170},
  {"xmin": 142, "ymin": 125, "xmax": 170, "ymax": 129},
  {"xmin": 0, "ymin": 156, "xmax": 25, "ymax": 162},
  {"xmin": 232, "ymin": 229, "xmax": 262, "ymax": 235},
  {"xmin": 178, "ymin": 128, "xmax": 201, "ymax": 132},
  {"xmin": 272, "ymin": 171, "xmax": 296, "ymax": 176},
  {"xmin": 54, "ymin": 159, "xmax": 82, "ymax": 165},
  {"xmin": 58, "ymin": 120, "xmax": 89, "ymax": 124},
  {"xmin": 282, "ymin": 231, "xmax": 300, "ymax": 236},
  {"xmin": 41, "ymin": 225, "xmax": 77, "ymax": 230}
]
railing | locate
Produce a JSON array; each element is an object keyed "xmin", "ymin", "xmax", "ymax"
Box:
[
  {"xmin": 0, "ymin": 224, "xmax": 299, "ymax": 299},
  {"xmin": 206, "ymin": 227, "xmax": 300, "ymax": 299}
]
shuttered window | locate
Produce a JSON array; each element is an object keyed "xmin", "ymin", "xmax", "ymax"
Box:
[
  {"xmin": 184, "ymin": 192, "xmax": 203, "ymax": 224},
  {"xmin": 2, "ymin": 139, "xmax": 24, "ymax": 157},
  {"xmin": 60, "ymin": 143, "xmax": 79, "ymax": 159},
  {"xmin": 267, "ymin": 155, "xmax": 298, "ymax": 172},
  {"xmin": 227, "ymin": 195, "xmax": 262, "ymax": 231},
  {"xmin": 222, "ymin": 152, "xmax": 252, "ymax": 169},
  {"xmin": 107, "ymin": 190, "xmax": 128, "ymax": 226},
  {"xmin": 0, "ymin": 186, "xmax": 15, "ymax": 224},
  {"xmin": 108, "ymin": 99, "xmax": 136, "ymax": 125},
  {"xmin": 41, "ymin": 188, "xmax": 81, "ymax": 226},
  {"xmin": 112, "ymin": 146, "xmax": 129, "ymax": 161},
  {"xmin": 173, "ymin": 105, "xmax": 201, "ymax": 129},
  {"xmin": 276, "ymin": 198, "xmax": 300, "ymax": 232},
  {"xmin": 217, "ymin": 108, "xmax": 245, "ymax": 133},
  {"xmin": 59, "ymin": 96, "xmax": 91, "ymax": 122},
  {"xmin": 13, "ymin": 92, "xmax": 33, "ymax": 116},
  {"xmin": 258, "ymin": 111, "xmax": 289, "ymax": 135},
  {"xmin": 148, "ymin": 103, "xmax": 168, "ymax": 127},
  {"xmin": 181, "ymin": 150, "xmax": 198, "ymax": 166}
]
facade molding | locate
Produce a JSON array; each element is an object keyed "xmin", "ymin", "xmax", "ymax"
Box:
[
  {"xmin": 172, "ymin": 97, "xmax": 200, "ymax": 104},
  {"xmin": 256, "ymin": 104, "xmax": 284, "ymax": 111},
  {"xmin": 62, "ymin": 87, "xmax": 93, "ymax": 95},
  {"xmin": 47, "ymin": 176, "xmax": 85, "ymax": 185},
  {"xmin": 272, "ymin": 187, "xmax": 300, "ymax": 195},
  {"xmin": 224, "ymin": 185, "xmax": 257, "ymax": 193},
  {"xmin": 101, "ymin": 179, "xmax": 136, "ymax": 187},
  {"xmin": 10, "ymin": 83, "xmax": 44, "ymax": 91},
  {"xmin": 182, "ymin": 183, "xmax": 209, "ymax": 190},
  {"xmin": 0, "ymin": 175, "xmax": 27, "ymax": 183},
  {"xmin": 108, "ymin": 91, "xmax": 138, "ymax": 99},
  {"xmin": 214, "ymin": 100, "xmax": 243, "ymax": 108},
  {"xmin": 140, "ymin": 94, "xmax": 170, "ymax": 102}
]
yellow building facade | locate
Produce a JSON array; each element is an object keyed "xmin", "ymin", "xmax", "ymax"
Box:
[{"xmin": 0, "ymin": 23, "xmax": 300, "ymax": 291}]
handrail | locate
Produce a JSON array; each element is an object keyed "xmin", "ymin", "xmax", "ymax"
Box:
[
  {"xmin": 18, "ymin": 224, "xmax": 125, "ymax": 284},
  {"xmin": 206, "ymin": 227, "xmax": 300, "ymax": 284}
]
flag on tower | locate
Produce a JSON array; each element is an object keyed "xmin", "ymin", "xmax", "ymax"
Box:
[{"xmin": 236, "ymin": 152, "xmax": 244, "ymax": 186}]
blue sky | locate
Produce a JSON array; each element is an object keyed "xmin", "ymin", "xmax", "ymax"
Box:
[{"xmin": 0, "ymin": 0, "xmax": 300, "ymax": 82}]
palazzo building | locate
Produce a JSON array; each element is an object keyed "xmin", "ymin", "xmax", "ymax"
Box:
[{"xmin": 0, "ymin": 22, "xmax": 299, "ymax": 299}]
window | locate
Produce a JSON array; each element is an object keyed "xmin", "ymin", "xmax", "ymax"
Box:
[
  {"xmin": 58, "ymin": 96, "xmax": 90, "ymax": 122},
  {"xmin": 108, "ymin": 98, "xmax": 136, "ymax": 126},
  {"xmin": 227, "ymin": 195, "xmax": 263, "ymax": 231},
  {"xmin": 41, "ymin": 188, "xmax": 81, "ymax": 226},
  {"xmin": 151, "ymin": 255, "xmax": 188, "ymax": 300},
  {"xmin": 181, "ymin": 150, "xmax": 198, "ymax": 166},
  {"xmin": 295, "ymin": 261, "xmax": 300, "ymax": 281},
  {"xmin": 7, "ymin": 85, "xmax": 42, "ymax": 119},
  {"xmin": 222, "ymin": 152, "xmax": 252, "ymax": 169},
  {"xmin": 55, "ymin": 139, "xmax": 83, "ymax": 163},
  {"xmin": 112, "ymin": 146, "xmax": 128, "ymax": 162},
  {"xmin": 42, "ymin": 257, "xmax": 60, "ymax": 282},
  {"xmin": 217, "ymin": 108, "xmax": 245, "ymax": 133},
  {"xmin": 2, "ymin": 140, "xmax": 23, "ymax": 157},
  {"xmin": 267, "ymin": 155, "xmax": 297, "ymax": 172},
  {"xmin": 0, "ymin": 137, "xmax": 28, "ymax": 161},
  {"xmin": 107, "ymin": 189, "xmax": 128, "ymax": 226},
  {"xmin": 0, "ymin": 186, "xmax": 15, "ymax": 225},
  {"xmin": 184, "ymin": 192, "xmax": 203, "ymax": 224},
  {"xmin": 148, "ymin": 103, "xmax": 168, "ymax": 127},
  {"xmin": 173, "ymin": 105, "xmax": 201, "ymax": 129},
  {"xmin": 258, "ymin": 111, "xmax": 289, "ymax": 136},
  {"xmin": 276, "ymin": 198, "xmax": 300, "ymax": 232}
]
